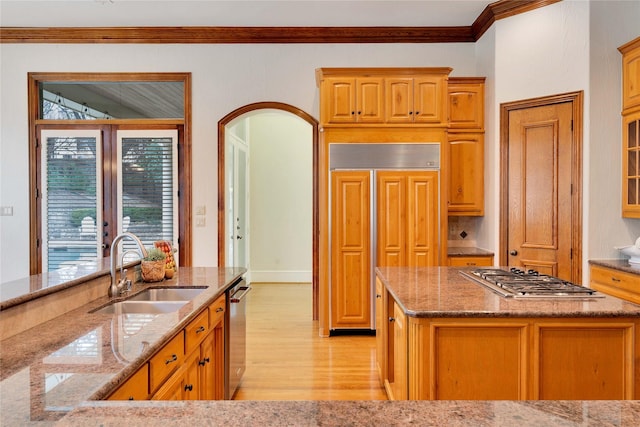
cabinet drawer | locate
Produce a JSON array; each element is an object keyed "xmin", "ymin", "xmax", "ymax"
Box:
[
  {"xmin": 108, "ymin": 364, "xmax": 149, "ymax": 400},
  {"xmin": 184, "ymin": 309, "xmax": 210, "ymax": 354},
  {"xmin": 209, "ymin": 294, "xmax": 226, "ymax": 327},
  {"xmin": 590, "ymin": 265, "xmax": 640, "ymax": 304},
  {"xmin": 448, "ymin": 256, "xmax": 493, "ymax": 267},
  {"xmin": 149, "ymin": 332, "xmax": 185, "ymax": 393}
]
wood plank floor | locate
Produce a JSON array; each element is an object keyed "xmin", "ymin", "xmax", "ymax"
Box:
[{"xmin": 233, "ymin": 283, "xmax": 387, "ymax": 400}]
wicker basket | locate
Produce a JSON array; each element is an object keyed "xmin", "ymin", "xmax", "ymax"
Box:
[{"xmin": 141, "ymin": 260, "xmax": 165, "ymax": 282}]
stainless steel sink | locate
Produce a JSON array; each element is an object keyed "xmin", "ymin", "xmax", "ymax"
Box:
[
  {"xmin": 92, "ymin": 300, "xmax": 188, "ymax": 314},
  {"xmin": 127, "ymin": 287, "xmax": 206, "ymax": 302}
]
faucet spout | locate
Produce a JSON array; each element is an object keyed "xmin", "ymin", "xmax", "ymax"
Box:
[{"xmin": 109, "ymin": 232, "xmax": 148, "ymax": 298}]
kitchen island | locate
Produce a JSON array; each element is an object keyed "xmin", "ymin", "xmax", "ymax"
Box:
[{"xmin": 375, "ymin": 266, "xmax": 640, "ymax": 401}]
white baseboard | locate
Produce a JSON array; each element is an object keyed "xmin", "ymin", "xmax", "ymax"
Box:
[{"xmin": 248, "ymin": 270, "xmax": 312, "ymax": 283}]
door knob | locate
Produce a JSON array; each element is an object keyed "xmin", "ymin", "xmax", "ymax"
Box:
[
  {"xmin": 236, "ymin": 235, "xmax": 243, "ymax": 240},
  {"xmin": 510, "ymin": 250, "xmax": 518, "ymax": 256}
]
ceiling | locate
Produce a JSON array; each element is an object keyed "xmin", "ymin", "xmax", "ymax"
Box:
[{"xmin": 1, "ymin": 1, "xmax": 494, "ymax": 27}]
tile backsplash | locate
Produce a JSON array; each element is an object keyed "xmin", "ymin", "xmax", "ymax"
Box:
[{"xmin": 447, "ymin": 216, "xmax": 482, "ymax": 247}]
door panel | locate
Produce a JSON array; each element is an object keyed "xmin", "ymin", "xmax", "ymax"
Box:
[
  {"xmin": 407, "ymin": 173, "xmax": 438, "ymax": 266},
  {"xmin": 507, "ymin": 103, "xmax": 573, "ymax": 280},
  {"xmin": 377, "ymin": 174, "xmax": 406, "ymax": 267},
  {"xmin": 331, "ymin": 171, "xmax": 371, "ymax": 328}
]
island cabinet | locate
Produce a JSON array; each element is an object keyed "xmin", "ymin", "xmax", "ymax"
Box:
[
  {"xmin": 316, "ymin": 68, "xmax": 451, "ymax": 127},
  {"xmin": 107, "ymin": 294, "xmax": 226, "ymax": 401},
  {"xmin": 620, "ymin": 37, "xmax": 640, "ymax": 218},
  {"xmin": 590, "ymin": 264, "xmax": 640, "ymax": 305},
  {"xmin": 377, "ymin": 287, "xmax": 640, "ymax": 400}
]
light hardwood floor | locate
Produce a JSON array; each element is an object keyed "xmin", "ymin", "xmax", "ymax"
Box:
[{"xmin": 233, "ymin": 282, "xmax": 387, "ymax": 400}]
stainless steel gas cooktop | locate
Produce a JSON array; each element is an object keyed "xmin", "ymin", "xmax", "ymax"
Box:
[{"xmin": 460, "ymin": 268, "xmax": 604, "ymax": 299}]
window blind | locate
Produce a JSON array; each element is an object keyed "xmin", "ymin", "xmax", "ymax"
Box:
[{"xmin": 42, "ymin": 132, "xmax": 102, "ymax": 272}]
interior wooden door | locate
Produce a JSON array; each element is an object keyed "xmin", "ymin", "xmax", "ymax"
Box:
[
  {"xmin": 507, "ymin": 102, "xmax": 574, "ymax": 279},
  {"xmin": 331, "ymin": 170, "xmax": 371, "ymax": 329}
]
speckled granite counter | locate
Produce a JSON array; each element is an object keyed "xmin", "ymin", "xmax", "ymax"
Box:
[
  {"xmin": 0, "ymin": 267, "xmax": 245, "ymax": 425},
  {"xmin": 590, "ymin": 259, "xmax": 640, "ymax": 276},
  {"xmin": 376, "ymin": 266, "xmax": 640, "ymax": 318},
  {"xmin": 447, "ymin": 246, "xmax": 494, "ymax": 257},
  {"xmin": 57, "ymin": 400, "xmax": 640, "ymax": 426}
]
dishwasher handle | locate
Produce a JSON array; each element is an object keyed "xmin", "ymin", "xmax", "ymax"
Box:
[{"xmin": 230, "ymin": 286, "xmax": 251, "ymax": 303}]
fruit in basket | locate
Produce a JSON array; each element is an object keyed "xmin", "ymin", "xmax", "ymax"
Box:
[{"xmin": 154, "ymin": 240, "xmax": 176, "ymax": 276}]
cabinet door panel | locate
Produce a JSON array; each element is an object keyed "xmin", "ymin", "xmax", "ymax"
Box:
[
  {"xmin": 331, "ymin": 171, "xmax": 371, "ymax": 328},
  {"xmin": 377, "ymin": 173, "xmax": 406, "ymax": 267},
  {"xmin": 357, "ymin": 78, "xmax": 384, "ymax": 122},
  {"xmin": 413, "ymin": 77, "xmax": 445, "ymax": 124},
  {"xmin": 448, "ymin": 81, "xmax": 485, "ymax": 129},
  {"xmin": 326, "ymin": 78, "xmax": 356, "ymax": 123},
  {"xmin": 448, "ymin": 133, "xmax": 484, "ymax": 216},
  {"xmin": 385, "ymin": 78, "xmax": 414, "ymax": 122},
  {"xmin": 407, "ymin": 173, "xmax": 438, "ymax": 266},
  {"xmin": 534, "ymin": 323, "xmax": 635, "ymax": 399},
  {"xmin": 433, "ymin": 324, "xmax": 528, "ymax": 400}
]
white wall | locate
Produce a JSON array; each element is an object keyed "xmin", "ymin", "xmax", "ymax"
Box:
[
  {"xmin": 0, "ymin": 42, "xmax": 477, "ymax": 282},
  {"xmin": 248, "ymin": 112, "xmax": 313, "ymax": 283},
  {"xmin": 489, "ymin": 0, "xmax": 591, "ymax": 280},
  {"xmin": 589, "ymin": 0, "xmax": 640, "ymax": 260}
]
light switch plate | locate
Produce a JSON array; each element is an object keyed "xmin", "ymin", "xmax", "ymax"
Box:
[
  {"xmin": 196, "ymin": 205, "xmax": 206, "ymax": 215},
  {"xmin": 196, "ymin": 217, "xmax": 206, "ymax": 227},
  {"xmin": 0, "ymin": 206, "xmax": 13, "ymax": 216}
]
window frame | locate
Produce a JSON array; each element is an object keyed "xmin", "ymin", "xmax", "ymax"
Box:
[{"xmin": 28, "ymin": 72, "xmax": 192, "ymax": 274}]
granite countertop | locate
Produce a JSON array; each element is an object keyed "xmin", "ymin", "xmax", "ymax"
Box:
[
  {"xmin": 0, "ymin": 267, "xmax": 245, "ymax": 425},
  {"xmin": 376, "ymin": 266, "xmax": 640, "ymax": 318},
  {"xmin": 589, "ymin": 259, "xmax": 640, "ymax": 275},
  {"xmin": 447, "ymin": 246, "xmax": 494, "ymax": 257},
  {"xmin": 57, "ymin": 400, "xmax": 640, "ymax": 426},
  {"xmin": 0, "ymin": 258, "xmax": 114, "ymax": 308}
]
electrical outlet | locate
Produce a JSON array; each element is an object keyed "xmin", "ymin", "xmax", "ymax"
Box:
[
  {"xmin": 196, "ymin": 217, "xmax": 206, "ymax": 227},
  {"xmin": 196, "ymin": 205, "xmax": 206, "ymax": 215},
  {"xmin": 0, "ymin": 206, "xmax": 13, "ymax": 216}
]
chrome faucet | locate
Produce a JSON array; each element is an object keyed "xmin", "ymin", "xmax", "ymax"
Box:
[{"xmin": 109, "ymin": 232, "xmax": 148, "ymax": 297}]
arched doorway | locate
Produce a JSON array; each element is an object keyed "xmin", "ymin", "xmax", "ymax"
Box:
[{"xmin": 218, "ymin": 102, "xmax": 319, "ymax": 319}]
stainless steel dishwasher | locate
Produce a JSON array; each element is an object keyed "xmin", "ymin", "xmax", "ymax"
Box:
[{"xmin": 225, "ymin": 279, "xmax": 250, "ymax": 399}]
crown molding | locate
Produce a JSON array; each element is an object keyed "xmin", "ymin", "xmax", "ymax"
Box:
[{"xmin": 0, "ymin": 0, "xmax": 561, "ymax": 44}]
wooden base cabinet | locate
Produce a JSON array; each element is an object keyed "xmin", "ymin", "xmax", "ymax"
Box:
[
  {"xmin": 447, "ymin": 255, "xmax": 493, "ymax": 267},
  {"xmin": 590, "ymin": 264, "xmax": 640, "ymax": 305},
  {"xmin": 377, "ymin": 291, "xmax": 640, "ymax": 400},
  {"xmin": 107, "ymin": 294, "xmax": 226, "ymax": 401}
]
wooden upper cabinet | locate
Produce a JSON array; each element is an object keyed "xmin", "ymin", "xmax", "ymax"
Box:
[
  {"xmin": 622, "ymin": 111, "xmax": 640, "ymax": 218},
  {"xmin": 620, "ymin": 37, "xmax": 640, "ymax": 113},
  {"xmin": 448, "ymin": 77, "xmax": 485, "ymax": 130},
  {"xmin": 448, "ymin": 133, "xmax": 484, "ymax": 216},
  {"xmin": 316, "ymin": 68, "xmax": 451, "ymax": 126},
  {"xmin": 620, "ymin": 37, "xmax": 640, "ymax": 218},
  {"xmin": 322, "ymin": 77, "xmax": 384, "ymax": 123},
  {"xmin": 385, "ymin": 76, "xmax": 447, "ymax": 124}
]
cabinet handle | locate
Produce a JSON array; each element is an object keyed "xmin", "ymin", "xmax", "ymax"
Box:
[
  {"xmin": 466, "ymin": 262, "xmax": 477, "ymax": 266},
  {"xmin": 611, "ymin": 277, "xmax": 621, "ymax": 282},
  {"xmin": 376, "ymin": 294, "xmax": 381, "ymax": 298},
  {"xmin": 215, "ymin": 307, "xmax": 224, "ymax": 313},
  {"xmin": 165, "ymin": 354, "xmax": 178, "ymax": 364},
  {"xmin": 196, "ymin": 325, "xmax": 206, "ymax": 334},
  {"xmin": 357, "ymin": 111, "xmax": 361, "ymax": 115},
  {"xmin": 184, "ymin": 384, "xmax": 193, "ymax": 392},
  {"xmin": 409, "ymin": 111, "xmax": 413, "ymax": 115},
  {"xmin": 199, "ymin": 357, "xmax": 210, "ymax": 366},
  {"xmin": 128, "ymin": 396, "xmax": 134, "ymax": 401},
  {"xmin": 415, "ymin": 111, "xmax": 420, "ymax": 115},
  {"xmin": 351, "ymin": 111, "xmax": 355, "ymax": 115},
  {"xmin": 389, "ymin": 317, "xmax": 395, "ymax": 322}
]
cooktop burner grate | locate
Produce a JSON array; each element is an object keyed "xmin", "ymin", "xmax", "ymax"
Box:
[{"xmin": 460, "ymin": 267, "xmax": 604, "ymax": 299}]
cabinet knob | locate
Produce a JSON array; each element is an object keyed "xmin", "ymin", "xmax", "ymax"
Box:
[
  {"xmin": 509, "ymin": 250, "xmax": 518, "ymax": 256},
  {"xmin": 376, "ymin": 294, "xmax": 381, "ymax": 298}
]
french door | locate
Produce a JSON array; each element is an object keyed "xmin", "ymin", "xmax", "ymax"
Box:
[{"xmin": 38, "ymin": 126, "xmax": 179, "ymax": 272}]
